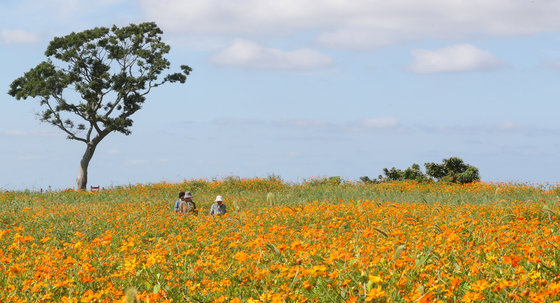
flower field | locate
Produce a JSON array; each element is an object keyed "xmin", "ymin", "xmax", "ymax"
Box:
[{"xmin": 1, "ymin": 178, "xmax": 560, "ymax": 302}]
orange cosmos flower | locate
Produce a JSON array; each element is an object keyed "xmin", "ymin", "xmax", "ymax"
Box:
[{"xmin": 366, "ymin": 285, "xmax": 386, "ymax": 301}]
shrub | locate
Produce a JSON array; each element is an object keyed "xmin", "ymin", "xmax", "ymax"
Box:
[
  {"xmin": 374, "ymin": 157, "xmax": 480, "ymax": 184},
  {"xmin": 381, "ymin": 163, "xmax": 428, "ymax": 182},
  {"xmin": 425, "ymin": 157, "xmax": 480, "ymax": 184},
  {"xmin": 359, "ymin": 176, "xmax": 379, "ymax": 184},
  {"xmin": 306, "ymin": 176, "xmax": 344, "ymax": 186}
]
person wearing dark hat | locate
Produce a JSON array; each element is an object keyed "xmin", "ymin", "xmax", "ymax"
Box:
[
  {"xmin": 179, "ymin": 191, "xmax": 198, "ymax": 215},
  {"xmin": 174, "ymin": 191, "xmax": 197, "ymax": 214}
]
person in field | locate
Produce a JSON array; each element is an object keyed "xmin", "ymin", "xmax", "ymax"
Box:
[
  {"xmin": 175, "ymin": 191, "xmax": 198, "ymax": 214},
  {"xmin": 174, "ymin": 191, "xmax": 185, "ymax": 213},
  {"xmin": 180, "ymin": 191, "xmax": 198, "ymax": 215},
  {"xmin": 209, "ymin": 195, "xmax": 227, "ymax": 216}
]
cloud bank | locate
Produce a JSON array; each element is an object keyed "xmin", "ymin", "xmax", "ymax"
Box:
[
  {"xmin": 409, "ymin": 44, "xmax": 507, "ymax": 73},
  {"xmin": 211, "ymin": 39, "xmax": 333, "ymax": 70},
  {"xmin": 140, "ymin": 0, "xmax": 560, "ymax": 49}
]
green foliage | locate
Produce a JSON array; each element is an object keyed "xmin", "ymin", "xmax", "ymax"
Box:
[
  {"xmin": 382, "ymin": 167, "xmax": 405, "ymax": 181},
  {"xmin": 359, "ymin": 176, "xmax": 378, "ymax": 184},
  {"xmin": 9, "ymin": 22, "xmax": 190, "ymax": 141},
  {"xmin": 306, "ymin": 176, "xmax": 344, "ymax": 186},
  {"xmin": 266, "ymin": 174, "xmax": 282, "ymax": 182},
  {"xmin": 381, "ymin": 163, "xmax": 428, "ymax": 182},
  {"xmin": 362, "ymin": 157, "xmax": 481, "ymax": 184},
  {"xmin": 327, "ymin": 176, "xmax": 342, "ymax": 185},
  {"xmin": 425, "ymin": 157, "xmax": 480, "ymax": 184},
  {"xmin": 8, "ymin": 22, "xmax": 190, "ymax": 189}
]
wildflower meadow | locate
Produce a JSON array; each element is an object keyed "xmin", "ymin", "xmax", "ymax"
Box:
[{"xmin": 1, "ymin": 178, "xmax": 560, "ymax": 302}]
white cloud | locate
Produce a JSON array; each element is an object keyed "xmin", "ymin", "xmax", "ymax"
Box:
[
  {"xmin": 139, "ymin": 0, "xmax": 560, "ymax": 49},
  {"xmin": 211, "ymin": 39, "xmax": 333, "ymax": 70},
  {"xmin": 409, "ymin": 44, "xmax": 507, "ymax": 74},
  {"xmin": 1, "ymin": 29, "xmax": 39, "ymax": 45}
]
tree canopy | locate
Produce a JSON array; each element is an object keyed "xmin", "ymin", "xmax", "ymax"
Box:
[
  {"xmin": 8, "ymin": 22, "xmax": 191, "ymax": 189},
  {"xmin": 361, "ymin": 157, "xmax": 480, "ymax": 184}
]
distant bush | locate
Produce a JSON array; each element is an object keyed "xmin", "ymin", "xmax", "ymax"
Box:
[
  {"xmin": 306, "ymin": 176, "xmax": 344, "ymax": 186},
  {"xmin": 359, "ymin": 176, "xmax": 379, "ymax": 184},
  {"xmin": 266, "ymin": 174, "xmax": 283, "ymax": 182},
  {"xmin": 382, "ymin": 163, "xmax": 429, "ymax": 182},
  {"xmin": 425, "ymin": 157, "xmax": 480, "ymax": 184},
  {"xmin": 360, "ymin": 157, "xmax": 480, "ymax": 184}
]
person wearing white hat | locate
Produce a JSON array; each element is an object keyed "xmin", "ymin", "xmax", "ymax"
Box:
[{"xmin": 209, "ymin": 195, "xmax": 227, "ymax": 216}]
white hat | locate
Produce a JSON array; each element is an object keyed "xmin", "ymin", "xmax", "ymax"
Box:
[
  {"xmin": 185, "ymin": 191, "xmax": 193, "ymax": 198},
  {"xmin": 215, "ymin": 195, "xmax": 223, "ymax": 202}
]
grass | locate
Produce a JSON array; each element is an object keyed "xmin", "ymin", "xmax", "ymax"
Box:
[{"xmin": 1, "ymin": 178, "xmax": 560, "ymax": 302}]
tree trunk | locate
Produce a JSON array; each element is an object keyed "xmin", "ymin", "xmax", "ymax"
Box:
[{"xmin": 76, "ymin": 143, "xmax": 97, "ymax": 190}]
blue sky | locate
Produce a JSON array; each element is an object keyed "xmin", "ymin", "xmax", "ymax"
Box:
[{"xmin": 2, "ymin": 0, "xmax": 560, "ymax": 190}]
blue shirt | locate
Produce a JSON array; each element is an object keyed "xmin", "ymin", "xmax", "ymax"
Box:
[
  {"xmin": 174, "ymin": 199, "xmax": 181, "ymax": 212},
  {"xmin": 209, "ymin": 203, "xmax": 227, "ymax": 215}
]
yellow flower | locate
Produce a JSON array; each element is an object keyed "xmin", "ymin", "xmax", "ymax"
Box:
[
  {"xmin": 470, "ymin": 280, "xmax": 489, "ymax": 292},
  {"xmin": 461, "ymin": 291, "xmax": 485, "ymax": 303},
  {"xmin": 368, "ymin": 275, "xmax": 383, "ymax": 283},
  {"xmin": 80, "ymin": 289, "xmax": 102, "ymax": 302},
  {"xmin": 527, "ymin": 270, "xmax": 541, "ymax": 280},
  {"xmin": 366, "ymin": 285, "xmax": 387, "ymax": 301}
]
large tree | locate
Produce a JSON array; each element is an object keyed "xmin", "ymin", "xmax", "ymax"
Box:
[{"xmin": 8, "ymin": 22, "xmax": 191, "ymax": 190}]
